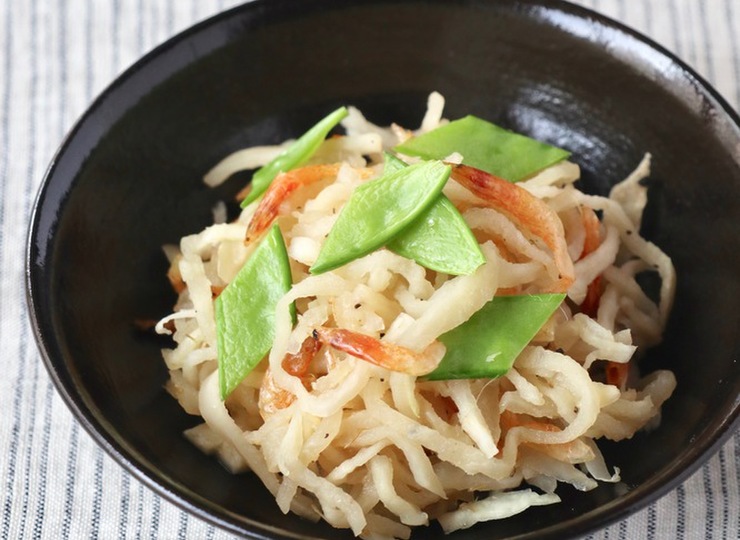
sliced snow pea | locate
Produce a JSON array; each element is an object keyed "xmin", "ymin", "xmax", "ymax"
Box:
[
  {"xmin": 395, "ymin": 115, "xmax": 570, "ymax": 182},
  {"xmin": 216, "ymin": 224, "xmax": 294, "ymax": 399},
  {"xmin": 381, "ymin": 151, "xmax": 408, "ymax": 174},
  {"xmin": 388, "ymin": 196, "xmax": 485, "ymax": 274},
  {"xmin": 383, "ymin": 153, "xmax": 485, "ymax": 275},
  {"xmin": 425, "ymin": 293, "xmax": 566, "ymax": 380},
  {"xmin": 241, "ymin": 106, "xmax": 348, "ymax": 207},
  {"xmin": 310, "ymin": 160, "xmax": 451, "ymax": 274}
]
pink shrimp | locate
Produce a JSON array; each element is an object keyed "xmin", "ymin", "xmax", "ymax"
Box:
[
  {"xmin": 245, "ymin": 164, "xmax": 342, "ymax": 243},
  {"xmin": 449, "ymin": 164, "xmax": 575, "ymax": 293},
  {"xmin": 313, "ymin": 327, "xmax": 444, "ymax": 376},
  {"xmin": 282, "ymin": 334, "xmax": 322, "ymax": 377},
  {"xmin": 258, "ymin": 336, "xmax": 321, "ymax": 419},
  {"xmin": 259, "ymin": 327, "xmax": 444, "ymax": 418}
]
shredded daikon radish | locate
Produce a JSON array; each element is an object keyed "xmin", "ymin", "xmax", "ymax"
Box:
[{"xmin": 157, "ymin": 93, "xmax": 676, "ymax": 538}]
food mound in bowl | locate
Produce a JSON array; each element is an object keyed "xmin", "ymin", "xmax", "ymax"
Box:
[{"xmin": 156, "ymin": 93, "xmax": 676, "ymax": 538}]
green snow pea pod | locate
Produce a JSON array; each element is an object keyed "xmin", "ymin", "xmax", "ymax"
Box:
[
  {"xmin": 383, "ymin": 153, "xmax": 485, "ymax": 275},
  {"xmin": 241, "ymin": 107, "xmax": 348, "ymax": 207},
  {"xmin": 381, "ymin": 151, "xmax": 408, "ymax": 174},
  {"xmin": 395, "ymin": 115, "xmax": 570, "ymax": 182},
  {"xmin": 425, "ymin": 293, "xmax": 566, "ymax": 380},
  {"xmin": 215, "ymin": 224, "xmax": 294, "ymax": 399},
  {"xmin": 310, "ymin": 160, "xmax": 451, "ymax": 274},
  {"xmin": 388, "ymin": 196, "xmax": 485, "ymax": 275}
]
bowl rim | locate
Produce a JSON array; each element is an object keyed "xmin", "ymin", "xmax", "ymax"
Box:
[{"xmin": 25, "ymin": 0, "xmax": 740, "ymax": 538}]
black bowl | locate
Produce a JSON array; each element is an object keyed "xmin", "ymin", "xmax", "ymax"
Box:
[{"xmin": 26, "ymin": 0, "xmax": 740, "ymax": 538}]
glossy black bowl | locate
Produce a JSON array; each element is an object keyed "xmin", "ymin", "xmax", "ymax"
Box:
[{"xmin": 26, "ymin": 0, "xmax": 740, "ymax": 538}]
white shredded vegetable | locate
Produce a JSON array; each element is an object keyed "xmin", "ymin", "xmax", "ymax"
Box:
[{"xmin": 157, "ymin": 93, "xmax": 676, "ymax": 538}]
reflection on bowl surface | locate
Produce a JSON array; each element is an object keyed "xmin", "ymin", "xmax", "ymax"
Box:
[{"xmin": 26, "ymin": 0, "xmax": 739, "ymax": 539}]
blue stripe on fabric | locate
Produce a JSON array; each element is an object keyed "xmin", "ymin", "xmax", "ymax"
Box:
[
  {"xmin": 702, "ymin": 464, "xmax": 716, "ymax": 539},
  {"xmin": 17, "ymin": 305, "xmax": 38, "ymax": 525},
  {"xmin": 61, "ymin": 422, "xmax": 80, "ymax": 539},
  {"xmin": 734, "ymin": 434, "xmax": 740, "ymax": 535},
  {"xmin": 177, "ymin": 509, "xmax": 189, "ymax": 540},
  {"xmin": 647, "ymin": 503, "xmax": 656, "ymax": 538},
  {"xmin": 119, "ymin": 469, "xmax": 131, "ymax": 539},
  {"xmin": 718, "ymin": 447, "xmax": 729, "ymax": 540},
  {"xmin": 90, "ymin": 448, "xmax": 104, "ymax": 537},
  {"xmin": 617, "ymin": 517, "xmax": 627, "ymax": 540},
  {"xmin": 135, "ymin": 482, "xmax": 145, "ymax": 540},
  {"xmin": 17, "ymin": 321, "xmax": 38, "ymax": 540},
  {"xmin": 676, "ymin": 483, "xmax": 686, "ymax": 539},
  {"xmin": 31, "ymin": 380, "xmax": 55, "ymax": 538},
  {"xmin": 150, "ymin": 493, "xmax": 161, "ymax": 540}
]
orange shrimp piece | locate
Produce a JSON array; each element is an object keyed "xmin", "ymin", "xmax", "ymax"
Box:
[
  {"xmin": 449, "ymin": 164, "xmax": 574, "ymax": 293},
  {"xmin": 579, "ymin": 206, "xmax": 603, "ymax": 317},
  {"xmin": 258, "ymin": 335, "xmax": 321, "ymax": 419},
  {"xmin": 282, "ymin": 334, "xmax": 321, "ymax": 377},
  {"xmin": 580, "ymin": 206, "xmax": 602, "ymax": 257},
  {"xmin": 245, "ymin": 164, "xmax": 342, "ymax": 242},
  {"xmin": 313, "ymin": 327, "xmax": 444, "ymax": 376}
]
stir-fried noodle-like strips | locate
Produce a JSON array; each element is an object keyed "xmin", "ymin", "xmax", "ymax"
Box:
[{"xmin": 158, "ymin": 95, "xmax": 676, "ymax": 538}]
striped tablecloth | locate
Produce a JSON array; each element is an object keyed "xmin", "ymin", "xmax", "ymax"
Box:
[{"xmin": 1, "ymin": 1, "xmax": 737, "ymax": 538}]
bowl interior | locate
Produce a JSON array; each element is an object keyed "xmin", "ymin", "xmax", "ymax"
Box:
[{"xmin": 28, "ymin": 0, "xmax": 740, "ymax": 538}]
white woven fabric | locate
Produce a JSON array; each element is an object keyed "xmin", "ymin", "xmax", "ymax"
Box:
[{"xmin": 1, "ymin": 1, "xmax": 737, "ymax": 538}]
